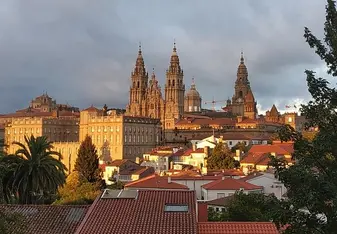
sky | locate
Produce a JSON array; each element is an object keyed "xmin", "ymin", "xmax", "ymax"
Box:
[{"xmin": 0, "ymin": 0, "xmax": 329, "ymax": 114}]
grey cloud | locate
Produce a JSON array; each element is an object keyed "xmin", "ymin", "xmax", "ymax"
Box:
[{"xmin": 0, "ymin": 0, "xmax": 328, "ymax": 113}]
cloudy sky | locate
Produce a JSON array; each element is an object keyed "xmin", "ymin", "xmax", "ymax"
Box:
[{"xmin": 0, "ymin": 0, "xmax": 328, "ymax": 114}]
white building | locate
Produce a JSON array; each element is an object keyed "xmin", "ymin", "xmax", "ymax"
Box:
[
  {"xmin": 240, "ymin": 172, "xmax": 287, "ymax": 199},
  {"xmin": 201, "ymin": 177, "xmax": 263, "ymax": 201}
]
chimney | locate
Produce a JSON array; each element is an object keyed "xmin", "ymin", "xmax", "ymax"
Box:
[
  {"xmin": 197, "ymin": 202, "xmax": 208, "ymax": 222},
  {"xmin": 203, "ymin": 146, "xmax": 209, "ymax": 156},
  {"xmin": 168, "ymin": 177, "xmax": 171, "ymax": 183},
  {"xmin": 135, "ymin": 157, "xmax": 140, "ymax": 164},
  {"xmin": 192, "ymin": 143, "xmax": 196, "ymax": 151}
]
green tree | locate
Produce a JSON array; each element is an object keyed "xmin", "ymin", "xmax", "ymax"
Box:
[
  {"xmin": 75, "ymin": 135, "xmax": 101, "ymax": 183},
  {"xmin": 0, "ymin": 135, "xmax": 66, "ymax": 204},
  {"xmin": 207, "ymin": 141, "xmax": 235, "ymax": 169},
  {"xmin": 0, "ymin": 209, "xmax": 26, "ymax": 234},
  {"xmin": 231, "ymin": 141, "xmax": 251, "ymax": 154},
  {"xmin": 270, "ymin": 1, "xmax": 337, "ymax": 233},
  {"xmin": 208, "ymin": 192, "xmax": 280, "ymax": 222},
  {"xmin": 54, "ymin": 171, "xmax": 100, "ymax": 205}
]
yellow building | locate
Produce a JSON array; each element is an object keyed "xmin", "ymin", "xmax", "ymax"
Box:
[{"xmin": 5, "ymin": 115, "xmax": 79, "ymax": 154}]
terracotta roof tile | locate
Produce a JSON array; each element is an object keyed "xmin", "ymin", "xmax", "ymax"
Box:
[
  {"xmin": 109, "ymin": 159, "xmax": 134, "ymax": 167},
  {"xmin": 239, "ymin": 172, "xmax": 264, "ymax": 182},
  {"xmin": 125, "ymin": 175, "xmax": 189, "ymax": 190},
  {"xmin": 176, "ymin": 118, "xmax": 235, "ymax": 126},
  {"xmin": 202, "ymin": 178, "xmax": 262, "ymax": 191},
  {"xmin": 198, "ymin": 222, "xmax": 279, "ymax": 234},
  {"xmin": 249, "ymin": 144, "xmax": 293, "ymax": 155},
  {"xmin": 205, "ymin": 195, "xmax": 234, "ymax": 207},
  {"xmin": 0, "ymin": 205, "xmax": 89, "ymax": 234},
  {"xmin": 82, "ymin": 105, "xmax": 100, "ymax": 112},
  {"xmin": 76, "ymin": 190, "xmax": 197, "ymax": 234}
]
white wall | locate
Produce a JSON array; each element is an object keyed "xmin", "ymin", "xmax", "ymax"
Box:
[
  {"xmin": 172, "ymin": 179, "xmax": 214, "ymax": 199},
  {"xmin": 201, "ymin": 188, "xmax": 262, "ymax": 201},
  {"xmin": 245, "ymin": 173, "xmax": 287, "ymax": 199}
]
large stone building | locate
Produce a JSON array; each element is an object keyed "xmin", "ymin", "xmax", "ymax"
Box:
[
  {"xmin": 3, "ymin": 103, "xmax": 161, "ymax": 172},
  {"xmin": 126, "ymin": 43, "xmax": 190, "ymax": 130}
]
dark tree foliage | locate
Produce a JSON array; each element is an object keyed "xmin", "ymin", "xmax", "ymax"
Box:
[
  {"xmin": 270, "ymin": 1, "xmax": 337, "ymax": 233},
  {"xmin": 207, "ymin": 141, "xmax": 235, "ymax": 170},
  {"xmin": 231, "ymin": 141, "xmax": 251, "ymax": 153},
  {"xmin": 208, "ymin": 192, "xmax": 280, "ymax": 222},
  {"xmin": 75, "ymin": 135, "xmax": 102, "ymax": 183},
  {"xmin": 0, "ymin": 136, "xmax": 66, "ymax": 204}
]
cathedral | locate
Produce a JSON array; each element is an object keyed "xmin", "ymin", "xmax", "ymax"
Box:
[
  {"xmin": 126, "ymin": 43, "xmax": 202, "ymax": 129},
  {"xmin": 126, "ymin": 44, "xmax": 257, "ymax": 130}
]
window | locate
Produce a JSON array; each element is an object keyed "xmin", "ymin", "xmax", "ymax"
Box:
[
  {"xmin": 229, "ymin": 141, "xmax": 232, "ymax": 146},
  {"xmin": 217, "ymin": 193, "xmax": 225, "ymax": 198},
  {"xmin": 164, "ymin": 204, "xmax": 188, "ymax": 212}
]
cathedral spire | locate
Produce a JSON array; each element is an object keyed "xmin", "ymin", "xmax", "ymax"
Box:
[
  {"xmin": 168, "ymin": 40, "xmax": 181, "ymax": 74},
  {"xmin": 240, "ymin": 50, "xmax": 244, "ymax": 64},
  {"xmin": 133, "ymin": 42, "xmax": 146, "ymax": 76}
]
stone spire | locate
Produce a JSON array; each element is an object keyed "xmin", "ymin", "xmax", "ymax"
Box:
[
  {"xmin": 237, "ymin": 51, "xmax": 248, "ymax": 78},
  {"xmin": 168, "ymin": 40, "xmax": 182, "ymax": 74},
  {"xmin": 133, "ymin": 42, "xmax": 146, "ymax": 76}
]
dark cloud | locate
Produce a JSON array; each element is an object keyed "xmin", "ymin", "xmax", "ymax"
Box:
[{"xmin": 0, "ymin": 0, "xmax": 328, "ymax": 113}]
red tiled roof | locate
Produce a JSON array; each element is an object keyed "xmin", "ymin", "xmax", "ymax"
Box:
[
  {"xmin": 0, "ymin": 205, "xmax": 89, "ymax": 234},
  {"xmin": 76, "ymin": 190, "xmax": 197, "ymax": 234},
  {"xmin": 198, "ymin": 222, "xmax": 279, "ymax": 234},
  {"xmin": 202, "ymin": 178, "xmax": 262, "ymax": 191},
  {"xmin": 125, "ymin": 175, "xmax": 189, "ymax": 190},
  {"xmin": 239, "ymin": 172, "xmax": 264, "ymax": 182},
  {"xmin": 205, "ymin": 195, "xmax": 234, "ymax": 207},
  {"xmin": 240, "ymin": 152, "xmax": 268, "ymax": 165},
  {"xmin": 109, "ymin": 159, "xmax": 134, "ymax": 167},
  {"xmin": 176, "ymin": 118, "xmax": 235, "ymax": 126},
  {"xmin": 0, "ymin": 110, "xmax": 79, "ymax": 118},
  {"xmin": 249, "ymin": 144, "xmax": 293, "ymax": 155},
  {"xmin": 82, "ymin": 105, "xmax": 100, "ymax": 112}
]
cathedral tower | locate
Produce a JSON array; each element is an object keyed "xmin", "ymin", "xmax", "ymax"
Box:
[
  {"xmin": 126, "ymin": 44, "xmax": 149, "ymax": 116},
  {"xmin": 231, "ymin": 52, "xmax": 253, "ymax": 117},
  {"xmin": 164, "ymin": 42, "xmax": 185, "ymax": 129}
]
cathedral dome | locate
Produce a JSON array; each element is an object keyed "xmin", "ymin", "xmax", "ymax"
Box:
[{"xmin": 186, "ymin": 79, "xmax": 201, "ymax": 98}]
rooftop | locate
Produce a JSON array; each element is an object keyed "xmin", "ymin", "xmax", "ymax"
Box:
[
  {"xmin": 124, "ymin": 174, "xmax": 189, "ymax": 190},
  {"xmin": 0, "ymin": 204, "xmax": 89, "ymax": 234},
  {"xmin": 198, "ymin": 222, "xmax": 279, "ymax": 234},
  {"xmin": 76, "ymin": 190, "xmax": 197, "ymax": 234},
  {"xmin": 202, "ymin": 177, "xmax": 263, "ymax": 191}
]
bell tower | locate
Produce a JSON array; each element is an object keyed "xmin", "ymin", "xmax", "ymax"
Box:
[
  {"xmin": 231, "ymin": 52, "xmax": 252, "ymax": 116},
  {"xmin": 126, "ymin": 44, "xmax": 148, "ymax": 116},
  {"xmin": 164, "ymin": 41, "xmax": 185, "ymax": 129}
]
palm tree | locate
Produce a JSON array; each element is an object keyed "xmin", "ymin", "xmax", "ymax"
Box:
[{"xmin": 1, "ymin": 135, "xmax": 67, "ymax": 204}]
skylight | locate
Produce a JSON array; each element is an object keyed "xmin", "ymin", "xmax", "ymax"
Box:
[{"xmin": 164, "ymin": 204, "xmax": 189, "ymax": 212}]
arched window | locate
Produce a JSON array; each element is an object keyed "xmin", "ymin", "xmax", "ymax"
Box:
[
  {"xmin": 168, "ymin": 80, "xmax": 171, "ymax": 86},
  {"xmin": 173, "ymin": 80, "xmax": 175, "ymax": 87},
  {"xmin": 239, "ymin": 91, "xmax": 243, "ymax": 97},
  {"xmin": 137, "ymin": 81, "xmax": 140, "ymax": 88}
]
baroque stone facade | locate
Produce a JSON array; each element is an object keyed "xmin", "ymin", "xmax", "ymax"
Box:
[
  {"xmin": 225, "ymin": 52, "xmax": 257, "ymax": 119},
  {"xmin": 126, "ymin": 43, "xmax": 189, "ymax": 129}
]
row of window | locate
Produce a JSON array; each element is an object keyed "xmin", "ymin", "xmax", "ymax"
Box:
[
  {"xmin": 92, "ymin": 135, "xmax": 120, "ymax": 145},
  {"xmin": 90, "ymin": 126, "xmax": 120, "ymax": 133}
]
